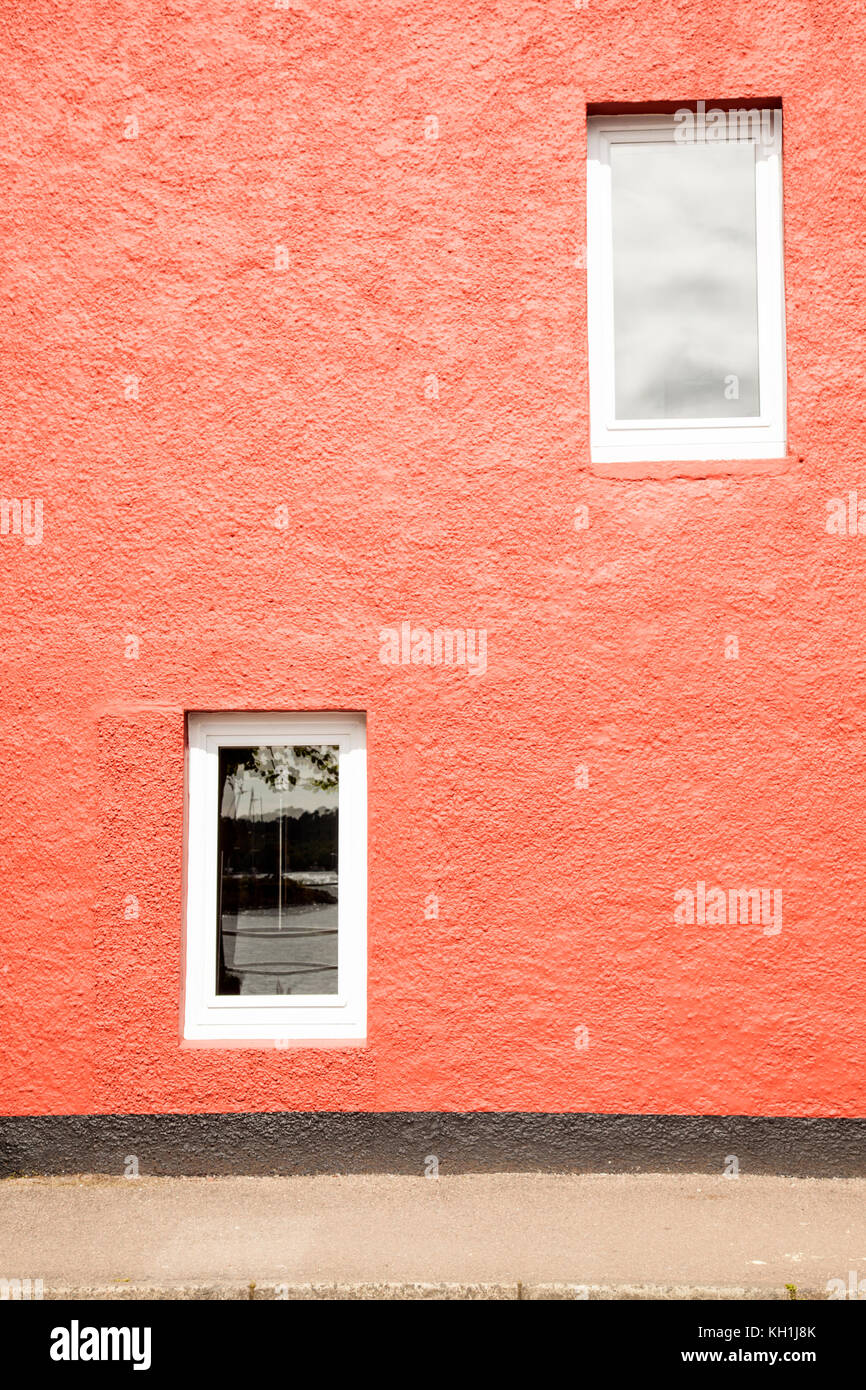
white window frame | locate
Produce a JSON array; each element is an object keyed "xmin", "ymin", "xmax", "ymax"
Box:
[
  {"xmin": 183, "ymin": 711, "xmax": 367, "ymax": 1043},
  {"xmin": 586, "ymin": 111, "xmax": 787, "ymax": 464}
]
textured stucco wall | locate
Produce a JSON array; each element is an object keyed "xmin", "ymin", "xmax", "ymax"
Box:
[
  {"xmin": 6, "ymin": 1113, "xmax": 866, "ymax": 1178},
  {"xmin": 1, "ymin": 1, "xmax": 865, "ymax": 1122}
]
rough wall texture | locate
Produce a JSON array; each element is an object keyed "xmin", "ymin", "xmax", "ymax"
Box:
[
  {"xmin": 1, "ymin": 1, "xmax": 864, "ymax": 1122},
  {"xmin": 5, "ymin": 1114, "xmax": 866, "ymax": 1177}
]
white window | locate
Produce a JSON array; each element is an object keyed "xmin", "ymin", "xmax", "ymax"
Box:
[
  {"xmin": 586, "ymin": 108, "xmax": 786, "ymax": 464},
  {"xmin": 184, "ymin": 712, "xmax": 366, "ymax": 1043}
]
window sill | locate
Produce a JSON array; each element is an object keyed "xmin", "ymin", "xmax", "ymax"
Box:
[
  {"xmin": 180, "ymin": 1035, "xmax": 367, "ymax": 1051},
  {"xmin": 589, "ymin": 454, "xmax": 800, "ymax": 482}
]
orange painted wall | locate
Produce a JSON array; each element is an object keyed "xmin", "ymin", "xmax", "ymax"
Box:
[{"xmin": 1, "ymin": 1, "xmax": 864, "ymax": 1116}]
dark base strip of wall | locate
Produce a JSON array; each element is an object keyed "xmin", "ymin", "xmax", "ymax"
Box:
[{"xmin": 2, "ymin": 1113, "xmax": 866, "ymax": 1177}]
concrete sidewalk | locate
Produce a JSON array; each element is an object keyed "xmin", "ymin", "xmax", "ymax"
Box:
[{"xmin": 1, "ymin": 1172, "xmax": 864, "ymax": 1299}]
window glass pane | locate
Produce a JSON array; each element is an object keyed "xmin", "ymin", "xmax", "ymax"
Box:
[
  {"xmin": 610, "ymin": 139, "xmax": 760, "ymax": 420},
  {"xmin": 216, "ymin": 745, "xmax": 338, "ymax": 995}
]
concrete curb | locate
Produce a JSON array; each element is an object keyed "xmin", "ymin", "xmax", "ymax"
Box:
[{"xmin": 30, "ymin": 1282, "xmax": 829, "ymax": 1301}]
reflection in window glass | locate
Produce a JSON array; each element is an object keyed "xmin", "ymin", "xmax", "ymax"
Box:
[
  {"xmin": 611, "ymin": 140, "xmax": 760, "ymax": 420},
  {"xmin": 216, "ymin": 745, "xmax": 338, "ymax": 996}
]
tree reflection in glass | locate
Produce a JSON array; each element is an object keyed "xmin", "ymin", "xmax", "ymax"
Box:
[{"xmin": 216, "ymin": 745, "xmax": 338, "ymax": 995}]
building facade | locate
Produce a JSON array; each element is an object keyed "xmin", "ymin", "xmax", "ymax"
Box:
[{"xmin": 2, "ymin": 0, "xmax": 865, "ymax": 1174}]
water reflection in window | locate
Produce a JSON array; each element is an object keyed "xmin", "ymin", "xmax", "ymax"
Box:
[{"xmin": 216, "ymin": 745, "xmax": 338, "ymax": 995}]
